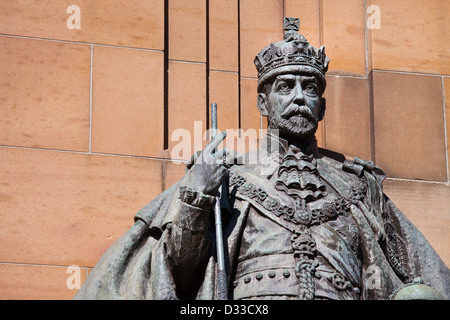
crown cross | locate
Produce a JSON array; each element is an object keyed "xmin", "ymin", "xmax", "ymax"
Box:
[
  {"xmin": 284, "ymin": 17, "xmax": 300, "ymax": 32},
  {"xmin": 254, "ymin": 17, "xmax": 329, "ymax": 91}
]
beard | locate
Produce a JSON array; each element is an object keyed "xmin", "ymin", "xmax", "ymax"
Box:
[{"xmin": 267, "ymin": 104, "xmax": 318, "ymax": 141}]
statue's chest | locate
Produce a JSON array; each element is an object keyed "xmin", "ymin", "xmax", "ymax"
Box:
[
  {"xmin": 230, "ymin": 160, "xmax": 364, "ymax": 299},
  {"xmin": 233, "ymin": 205, "xmax": 362, "ymax": 300},
  {"xmin": 236, "ymin": 174, "xmax": 363, "ymax": 263},
  {"xmin": 229, "ymin": 153, "xmax": 368, "ymax": 299}
]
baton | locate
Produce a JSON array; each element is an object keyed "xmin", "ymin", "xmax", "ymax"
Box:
[{"xmin": 211, "ymin": 103, "xmax": 228, "ymax": 300}]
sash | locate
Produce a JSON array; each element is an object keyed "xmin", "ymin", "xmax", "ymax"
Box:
[
  {"xmin": 229, "ymin": 163, "xmax": 356, "ymax": 232},
  {"xmin": 229, "ymin": 165, "xmax": 298, "ymax": 232}
]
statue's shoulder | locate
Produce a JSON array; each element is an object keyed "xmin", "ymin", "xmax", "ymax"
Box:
[
  {"xmin": 317, "ymin": 148, "xmax": 386, "ymax": 184},
  {"xmin": 317, "ymin": 147, "xmax": 348, "ymax": 164},
  {"xmin": 316, "ymin": 147, "xmax": 350, "ymax": 174}
]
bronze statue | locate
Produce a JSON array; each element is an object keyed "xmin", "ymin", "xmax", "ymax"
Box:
[{"xmin": 74, "ymin": 17, "xmax": 449, "ymax": 300}]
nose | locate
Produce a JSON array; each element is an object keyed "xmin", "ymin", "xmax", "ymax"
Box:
[{"xmin": 293, "ymin": 81, "xmax": 305, "ymax": 105}]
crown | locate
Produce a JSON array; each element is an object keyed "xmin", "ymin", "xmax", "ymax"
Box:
[{"xmin": 254, "ymin": 17, "xmax": 330, "ymax": 90}]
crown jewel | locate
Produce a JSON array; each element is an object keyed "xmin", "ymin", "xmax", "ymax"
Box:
[{"xmin": 254, "ymin": 17, "xmax": 330, "ymax": 88}]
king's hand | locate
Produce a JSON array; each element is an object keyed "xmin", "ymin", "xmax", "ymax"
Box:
[{"xmin": 183, "ymin": 131, "xmax": 241, "ymax": 196}]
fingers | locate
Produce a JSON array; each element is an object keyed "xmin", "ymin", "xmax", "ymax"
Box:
[
  {"xmin": 213, "ymin": 148, "xmax": 229, "ymax": 161},
  {"xmin": 214, "ymin": 149, "xmax": 241, "ymax": 161},
  {"xmin": 187, "ymin": 147, "xmax": 243, "ymax": 167},
  {"xmin": 215, "ymin": 149, "xmax": 244, "ymax": 167},
  {"xmin": 185, "ymin": 130, "xmax": 245, "ymax": 169},
  {"xmin": 185, "ymin": 150, "xmax": 202, "ymax": 170},
  {"xmin": 204, "ymin": 131, "xmax": 227, "ymax": 155}
]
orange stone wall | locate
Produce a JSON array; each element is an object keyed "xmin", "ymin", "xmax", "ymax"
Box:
[{"xmin": 0, "ymin": 0, "xmax": 448, "ymax": 299}]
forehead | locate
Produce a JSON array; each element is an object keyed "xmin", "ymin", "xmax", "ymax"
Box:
[
  {"xmin": 274, "ymin": 74, "xmax": 317, "ymax": 82},
  {"xmin": 258, "ymin": 66, "xmax": 327, "ymax": 93}
]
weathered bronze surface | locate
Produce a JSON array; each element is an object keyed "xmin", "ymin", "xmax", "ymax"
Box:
[{"xmin": 74, "ymin": 18, "xmax": 450, "ymax": 300}]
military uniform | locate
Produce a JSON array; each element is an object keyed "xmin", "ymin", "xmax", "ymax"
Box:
[
  {"xmin": 221, "ymin": 135, "xmax": 389, "ymax": 300},
  {"xmin": 231, "ymin": 137, "xmax": 364, "ymax": 300}
]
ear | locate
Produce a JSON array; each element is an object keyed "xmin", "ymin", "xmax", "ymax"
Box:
[
  {"xmin": 257, "ymin": 93, "xmax": 269, "ymax": 117},
  {"xmin": 318, "ymin": 97, "xmax": 326, "ymax": 121}
]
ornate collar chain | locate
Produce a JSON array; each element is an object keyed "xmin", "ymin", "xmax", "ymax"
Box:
[
  {"xmin": 273, "ymin": 146, "xmax": 360, "ymax": 299},
  {"xmin": 274, "ymin": 146, "xmax": 354, "ymax": 227}
]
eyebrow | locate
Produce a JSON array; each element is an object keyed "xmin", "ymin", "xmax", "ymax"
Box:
[
  {"xmin": 275, "ymin": 75, "xmax": 296, "ymax": 81},
  {"xmin": 301, "ymin": 76, "xmax": 316, "ymax": 82},
  {"xmin": 274, "ymin": 75, "xmax": 317, "ymax": 82}
]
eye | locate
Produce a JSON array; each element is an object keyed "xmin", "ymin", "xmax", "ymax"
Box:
[
  {"xmin": 276, "ymin": 81, "xmax": 292, "ymax": 93},
  {"xmin": 304, "ymin": 84, "xmax": 317, "ymax": 94}
]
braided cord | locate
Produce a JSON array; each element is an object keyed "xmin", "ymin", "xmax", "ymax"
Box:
[{"xmin": 296, "ymin": 258, "xmax": 316, "ymax": 300}]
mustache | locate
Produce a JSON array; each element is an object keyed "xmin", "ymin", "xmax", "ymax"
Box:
[{"xmin": 281, "ymin": 105, "xmax": 315, "ymax": 121}]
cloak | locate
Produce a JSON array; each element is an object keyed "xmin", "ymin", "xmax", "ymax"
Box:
[{"xmin": 74, "ymin": 138, "xmax": 450, "ymax": 300}]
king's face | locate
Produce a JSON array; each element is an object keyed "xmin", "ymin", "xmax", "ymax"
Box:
[
  {"xmin": 269, "ymin": 73, "xmax": 321, "ymax": 118},
  {"xmin": 263, "ymin": 71, "xmax": 324, "ymax": 141}
]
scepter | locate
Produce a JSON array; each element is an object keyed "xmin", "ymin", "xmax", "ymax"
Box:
[{"xmin": 210, "ymin": 102, "xmax": 228, "ymax": 300}]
